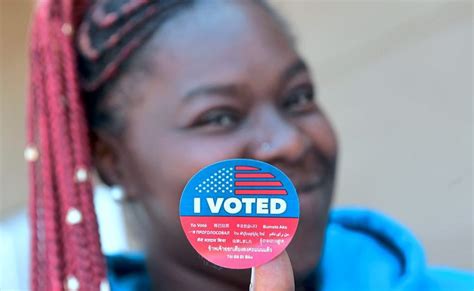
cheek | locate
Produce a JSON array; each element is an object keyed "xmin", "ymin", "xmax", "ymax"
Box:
[
  {"xmin": 129, "ymin": 130, "xmax": 247, "ymax": 218},
  {"xmin": 301, "ymin": 112, "xmax": 338, "ymax": 160}
]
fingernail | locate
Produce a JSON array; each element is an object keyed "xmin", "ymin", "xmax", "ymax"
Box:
[{"xmin": 249, "ymin": 267, "xmax": 255, "ymax": 291}]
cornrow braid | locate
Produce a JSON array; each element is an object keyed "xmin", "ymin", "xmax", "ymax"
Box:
[
  {"xmin": 77, "ymin": 0, "xmax": 194, "ymax": 92},
  {"xmin": 27, "ymin": 0, "xmax": 192, "ymax": 290},
  {"xmin": 77, "ymin": 0, "xmax": 194, "ymax": 134}
]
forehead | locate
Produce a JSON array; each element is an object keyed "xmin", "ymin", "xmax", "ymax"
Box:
[{"xmin": 135, "ymin": 0, "xmax": 297, "ymax": 94}]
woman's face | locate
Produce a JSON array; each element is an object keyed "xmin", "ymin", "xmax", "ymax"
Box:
[{"xmin": 96, "ymin": 0, "xmax": 337, "ymax": 284}]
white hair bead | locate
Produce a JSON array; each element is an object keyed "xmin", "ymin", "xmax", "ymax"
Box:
[
  {"xmin": 66, "ymin": 208, "xmax": 82, "ymax": 225},
  {"xmin": 110, "ymin": 185, "xmax": 125, "ymax": 202},
  {"xmin": 65, "ymin": 275, "xmax": 79, "ymax": 290},
  {"xmin": 75, "ymin": 167, "xmax": 89, "ymax": 183},
  {"xmin": 100, "ymin": 279, "xmax": 110, "ymax": 291},
  {"xmin": 61, "ymin": 23, "xmax": 73, "ymax": 36},
  {"xmin": 24, "ymin": 145, "xmax": 39, "ymax": 162}
]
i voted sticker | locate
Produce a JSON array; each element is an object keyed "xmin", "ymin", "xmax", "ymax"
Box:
[{"xmin": 179, "ymin": 159, "xmax": 300, "ymax": 269}]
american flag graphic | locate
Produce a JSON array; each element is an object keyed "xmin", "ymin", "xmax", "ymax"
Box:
[{"xmin": 194, "ymin": 165, "xmax": 287, "ymax": 195}]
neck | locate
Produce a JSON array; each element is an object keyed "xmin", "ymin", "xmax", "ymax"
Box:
[{"xmin": 147, "ymin": 249, "xmax": 248, "ymax": 291}]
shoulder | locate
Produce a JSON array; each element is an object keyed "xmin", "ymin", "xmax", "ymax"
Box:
[
  {"xmin": 106, "ymin": 253, "xmax": 151, "ymax": 291},
  {"xmin": 319, "ymin": 207, "xmax": 473, "ymax": 291},
  {"xmin": 425, "ymin": 267, "xmax": 474, "ymax": 291}
]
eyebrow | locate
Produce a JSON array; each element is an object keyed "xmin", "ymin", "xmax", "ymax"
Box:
[
  {"xmin": 281, "ymin": 58, "xmax": 308, "ymax": 84},
  {"xmin": 182, "ymin": 58, "xmax": 309, "ymax": 102},
  {"xmin": 183, "ymin": 84, "xmax": 241, "ymax": 102}
]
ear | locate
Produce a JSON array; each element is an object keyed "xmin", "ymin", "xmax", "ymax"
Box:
[{"xmin": 90, "ymin": 130, "xmax": 140, "ymax": 201}]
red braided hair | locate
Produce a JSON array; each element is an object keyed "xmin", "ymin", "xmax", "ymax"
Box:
[
  {"xmin": 28, "ymin": 0, "xmax": 106, "ymax": 289},
  {"xmin": 27, "ymin": 0, "xmax": 193, "ymax": 290}
]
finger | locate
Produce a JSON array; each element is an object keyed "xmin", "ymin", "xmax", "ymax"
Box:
[{"xmin": 250, "ymin": 251, "xmax": 294, "ymax": 291}]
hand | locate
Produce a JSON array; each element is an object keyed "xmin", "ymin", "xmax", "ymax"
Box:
[{"xmin": 249, "ymin": 250, "xmax": 295, "ymax": 291}]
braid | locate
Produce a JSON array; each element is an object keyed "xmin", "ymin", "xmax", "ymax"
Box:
[
  {"xmin": 28, "ymin": 21, "xmax": 47, "ymax": 290},
  {"xmin": 29, "ymin": 10, "xmax": 65, "ymax": 290},
  {"xmin": 60, "ymin": 0, "xmax": 106, "ymax": 284},
  {"xmin": 27, "ymin": 0, "xmax": 193, "ymax": 290}
]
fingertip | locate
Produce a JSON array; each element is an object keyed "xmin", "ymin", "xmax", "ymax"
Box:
[{"xmin": 252, "ymin": 251, "xmax": 294, "ymax": 291}]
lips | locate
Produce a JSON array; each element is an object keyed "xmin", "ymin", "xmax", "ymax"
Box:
[
  {"xmin": 277, "ymin": 152, "xmax": 333, "ymax": 195},
  {"xmin": 294, "ymin": 176, "xmax": 326, "ymax": 194}
]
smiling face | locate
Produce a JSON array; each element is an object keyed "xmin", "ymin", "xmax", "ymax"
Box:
[{"xmin": 92, "ymin": 0, "xmax": 338, "ymax": 288}]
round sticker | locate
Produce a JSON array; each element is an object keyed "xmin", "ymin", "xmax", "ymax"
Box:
[{"xmin": 179, "ymin": 159, "xmax": 300, "ymax": 269}]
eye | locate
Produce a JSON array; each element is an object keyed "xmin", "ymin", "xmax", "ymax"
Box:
[
  {"xmin": 194, "ymin": 109, "xmax": 240, "ymax": 130},
  {"xmin": 283, "ymin": 85, "xmax": 317, "ymax": 114}
]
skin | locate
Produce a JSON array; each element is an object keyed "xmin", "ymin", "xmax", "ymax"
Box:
[{"xmin": 92, "ymin": 1, "xmax": 338, "ymax": 290}]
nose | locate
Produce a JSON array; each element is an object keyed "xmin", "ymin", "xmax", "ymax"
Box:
[{"xmin": 248, "ymin": 108, "xmax": 310, "ymax": 163}]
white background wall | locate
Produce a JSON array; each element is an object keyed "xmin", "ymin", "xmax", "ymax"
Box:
[
  {"xmin": 273, "ymin": 0, "xmax": 473, "ymax": 269},
  {"xmin": 1, "ymin": 1, "xmax": 472, "ymax": 281}
]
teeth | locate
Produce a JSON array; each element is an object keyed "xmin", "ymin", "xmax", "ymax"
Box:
[{"xmin": 295, "ymin": 176, "xmax": 324, "ymax": 193}]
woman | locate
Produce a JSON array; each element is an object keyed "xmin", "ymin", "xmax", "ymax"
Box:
[{"xmin": 26, "ymin": 0, "xmax": 472, "ymax": 290}]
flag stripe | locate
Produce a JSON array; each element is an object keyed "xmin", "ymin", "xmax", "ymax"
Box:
[
  {"xmin": 235, "ymin": 173, "xmax": 274, "ymax": 178},
  {"xmin": 235, "ymin": 166, "xmax": 260, "ymax": 171},
  {"xmin": 235, "ymin": 189, "xmax": 287, "ymax": 195},
  {"xmin": 235, "ymin": 181, "xmax": 282, "ymax": 186}
]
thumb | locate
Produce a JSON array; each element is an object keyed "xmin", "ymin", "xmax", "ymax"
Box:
[{"xmin": 250, "ymin": 250, "xmax": 295, "ymax": 291}]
